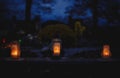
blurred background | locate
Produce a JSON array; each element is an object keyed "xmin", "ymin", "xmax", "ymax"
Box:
[{"xmin": 0, "ymin": 0, "xmax": 120, "ymax": 77}]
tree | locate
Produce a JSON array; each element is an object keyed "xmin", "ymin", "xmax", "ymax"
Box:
[
  {"xmin": 25, "ymin": 0, "xmax": 32, "ymax": 21},
  {"xmin": 98, "ymin": 0, "xmax": 120, "ymax": 26},
  {"xmin": 33, "ymin": 15, "xmax": 41, "ymax": 31},
  {"xmin": 0, "ymin": 1, "xmax": 6, "ymax": 21},
  {"xmin": 38, "ymin": 24, "xmax": 76, "ymax": 47},
  {"xmin": 65, "ymin": 0, "xmax": 98, "ymax": 28},
  {"xmin": 65, "ymin": 0, "xmax": 88, "ymax": 16},
  {"xmin": 74, "ymin": 21, "xmax": 86, "ymax": 37},
  {"xmin": 91, "ymin": 0, "xmax": 98, "ymax": 28},
  {"xmin": 74, "ymin": 21, "xmax": 86, "ymax": 46}
]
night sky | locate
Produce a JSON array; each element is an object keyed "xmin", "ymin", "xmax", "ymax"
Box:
[
  {"xmin": 0, "ymin": 0, "xmax": 120, "ymax": 26},
  {"xmin": 1, "ymin": 0, "xmax": 92, "ymax": 20}
]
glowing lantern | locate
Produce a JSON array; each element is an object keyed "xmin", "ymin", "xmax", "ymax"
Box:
[
  {"xmin": 101, "ymin": 45, "xmax": 111, "ymax": 58},
  {"xmin": 52, "ymin": 39, "xmax": 61, "ymax": 56},
  {"xmin": 11, "ymin": 41, "xmax": 21, "ymax": 59}
]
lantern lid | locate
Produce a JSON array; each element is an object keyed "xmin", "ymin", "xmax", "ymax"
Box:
[{"xmin": 52, "ymin": 38, "xmax": 61, "ymax": 42}]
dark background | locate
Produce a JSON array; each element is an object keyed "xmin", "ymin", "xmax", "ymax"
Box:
[{"xmin": 0, "ymin": 0, "xmax": 120, "ymax": 77}]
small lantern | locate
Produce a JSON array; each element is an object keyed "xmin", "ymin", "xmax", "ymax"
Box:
[
  {"xmin": 10, "ymin": 41, "xmax": 21, "ymax": 59},
  {"xmin": 52, "ymin": 39, "xmax": 61, "ymax": 56},
  {"xmin": 101, "ymin": 45, "xmax": 111, "ymax": 58}
]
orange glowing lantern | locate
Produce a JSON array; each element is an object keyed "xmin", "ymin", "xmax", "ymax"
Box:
[
  {"xmin": 101, "ymin": 45, "xmax": 111, "ymax": 58},
  {"xmin": 52, "ymin": 39, "xmax": 61, "ymax": 56},
  {"xmin": 10, "ymin": 41, "xmax": 21, "ymax": 59}
]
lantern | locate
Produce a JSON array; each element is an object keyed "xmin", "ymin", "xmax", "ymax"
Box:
[
  {"xmin": 10, "ymin": 41, "xmax": 21, "ymax": 59},
  {"xmin": 52, "ymin": 39, "xmax": 61, "ymax": 56},
  {"xmin": 101, "ymin": 45, "xmax": 111, "ymax": 58}
]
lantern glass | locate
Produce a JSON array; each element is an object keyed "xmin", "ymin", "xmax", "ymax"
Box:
[
  {"xmin": 101, "ymin": 45, "xmax": 111, "ymax": 58},
  {"xmin": 52, "ymin": 39, "xmax": 61, "ymax": 56},
  {"xmin": 11, "ymin": 41, "xmax": 21, "ymax": 59},
  {"xmin": 53, "ymin": 42, "xmax": 61, "ymax": 56}
]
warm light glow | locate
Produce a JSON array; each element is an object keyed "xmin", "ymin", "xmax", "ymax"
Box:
[
  {"xmin": 11, "ymin": 41, "xmax": 21, "ymax": 59},
  {"xmin": 53, "ymin": 42, "xmax": 61, "ymax": 56},
  {"xmin": 2, "ymin": 38, "xmax": 6, "ymax": 43},
  {"xmin": 101, "ymin": 45, "xmax": 111, "ymax": 58}
]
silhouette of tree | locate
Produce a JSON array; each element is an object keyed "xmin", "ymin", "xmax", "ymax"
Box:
[
  {"xmin": 65, "ymin": 0, "xmax": 98, "ymax": 28},
  {"xmin": 98, "ymin": 0, "xmax": 120, "ymax": 26},
  {"xmin": 65, "ymin": 0, "xmax": 88, "ymax": 16},
  {"xmin": 74, "ymin": 21, "xmax": 86, "ymax": 37},
  {"xmin": 91, "ymin": 0, "xmax": 98, "ymax": 28},
  {"xmin": 74, "ymin": 21, "xmax": 86, "ymax": 46},
  {"xmin": 25, "ymin": 0, "xmax": 32, "ymax": 21},
  {"xmin": 67, "ymin": 15, "xmax": 73, "ymax": 28},
  {"xmin": 33, "ymin": 15, "xmax": 41, "ymax": 32},
  {"xmin": 0, "ymin": 1, "xmax": 8, "ymax": 21}
]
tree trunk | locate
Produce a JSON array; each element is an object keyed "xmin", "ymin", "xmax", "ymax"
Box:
[
  {"xmin": 25, "ymin": 0, "xmax": 32, "ymax": 22},
  {"xmin": 90, "ymin": 0, "xmax": 98, "ymax": 40},
  {"xmin": 92, "ymin": 0, "xmax": 98, "ymax": 29}
]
